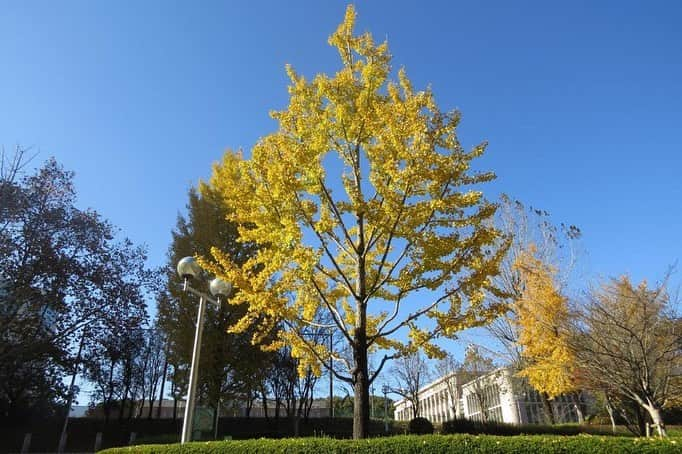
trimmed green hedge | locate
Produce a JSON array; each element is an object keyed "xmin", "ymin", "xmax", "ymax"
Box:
[
  {"xmin": 407, "ymin": 417, "xmax": 433, "ymax": 435},
  {"xmin": 441, "ymin": 418, "xmax": 617, "ymax": 436},
  {"xmin": 100, "ymin": 434, "xmax": 681, "ymax": 453}
]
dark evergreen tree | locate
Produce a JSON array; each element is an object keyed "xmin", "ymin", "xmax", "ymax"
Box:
[{"xmin": 156, "ymin": 185, "xmax": 269, "ymax": 436}]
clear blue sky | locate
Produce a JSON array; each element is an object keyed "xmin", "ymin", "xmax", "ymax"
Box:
[{"xmin": 2, "ymin": 1, "xmax": 680, "ymax": 315}]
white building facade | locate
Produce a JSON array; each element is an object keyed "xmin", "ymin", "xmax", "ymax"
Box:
[
  {"xmin": 461, "ymin": 368, "xmax": 519, "ymax": 424},
  {"xmin": 394, "ymin": 367, "xmax": 587, "ymax": 425},
  {"xmin": 393, "ymin": 372, "xmax": 464, "ymax": 423}
]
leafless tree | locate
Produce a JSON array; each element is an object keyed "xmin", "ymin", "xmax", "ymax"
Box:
[
  {"xmin": 435, "ymin": 352, "xmax": 462, "ymax": 419},
  {"xmin": 459, "ymin": 345, "xmax": 501, "ymax": 422},
  {"xmin": 390, "ymin": 352, "xmax": 430, "ymax": 419}
]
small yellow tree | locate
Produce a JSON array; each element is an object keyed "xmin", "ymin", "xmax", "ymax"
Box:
[
  {"xmin": 514, "ymin": 246, "xmax": 577, "ymax": 400},
  {"xmin": 202, "ymin": 5, "xmax": 508, "ymax": 438}
]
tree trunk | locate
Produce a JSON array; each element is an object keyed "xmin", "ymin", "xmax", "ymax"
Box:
[
  {"xmin": 352, "ymin": 206, "xmax": 370, "ymax": 439},
  {"xmin": 261, "ymin": 388, "xmax": 269, "ymax": 420},
  {"xmin": 245, "ymin": 393, "xmax": 253, "ymax": 418},
  {"xmin": 137, "ymin": 353, "xmax": 149, "ymax": 418},
  {"xmin": 170, "ymin": 366, "xmax": 178, "ymax": 421},
  {"xmin": 305, "ymin": 389, "xmax": 314, "ymax": 421},
  {"xmin": 247, "ymin": 390, "xmax": 256, "ymax": 418},
  {"xmin": 292, "ymin": 412, "xmax": 300, "ymax": 437},
  {"xmin": 147, "ymin": 396, "xmax": 154, "ymax": 419},
  {"xmin": 286, "ymin": 395, "xmax": 297, "ymax": 436},
  {"xmin": 129, "ymin": 388, "xmax": 137, "ymax": 419},
  {"xmin": 642, "ymin": 403, "xmax": 667, "ymax": 437},
  {"xmin": 352, "ymin": 331, "xmax": 369, "ymax": 439},
  {"xmin": 119, "ymin": 378, "xmax": 131, "ymax": 422},
  {"xmin": 119, "ymin": 390, "xmax": 128, "ymax": 422},
  {"xmin": 629, "ymin": 394, "xmax": 663, "ymax": 437},
  {"xmin": 119, "ymin": 396, "xmax": 127, "ymax": 422},
  {"xmin": 604, "ymin": 396, "xmax": 617, "ymax": 434},
  {"xmin": 212, "ymin": 402, "xmax": 220, "ymax": 440},
  {"xmin": 620, "ymin": 401, "xmax": 646, "ymax": 436},
  {"xmin": 540, "ymin": 392, "xmax": 555, "ymax": 424},
  {"xmin": 104, "ymin": 359, "xmax": 116, "ymax": 423},
  {"xmin": 408, "ymin": 395, "xmax": 421, "ymax": 419},
  {"xmin": 156, "ymin": 357, "xmax": 168, "ymax": 419},
  {"xmin": 571, "ymin": 392, "xmax": 584, "ymax": 423},
  {"xmin": 476, "ymin": 393, "xmax": 489, "ymax": 422},
  {"xmin": 634, "ymin": 403, "xmax": 646, "ymax": 436},
  {"xmin": 103, "ymin": 388, "xmax": 114, "ymax": 423},
  {"xmin": 296, "ymin": 394, "xmax": 303, "ymax": 419},
  {"xmin": 285, "ymin": 392, "xmax": 293, "ymax": 417}
]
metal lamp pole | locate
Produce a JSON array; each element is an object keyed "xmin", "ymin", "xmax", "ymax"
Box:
[
  {"xmin": 176, "ymin": 257, "xmax": 231, "ymax": 444},
  {"xmin": 329, "ymin": 330, "xmax": 334, "ymax": 419},
  {"xmin": 382, "ymin": 384, "xmax": 389, "ymax": 434}
]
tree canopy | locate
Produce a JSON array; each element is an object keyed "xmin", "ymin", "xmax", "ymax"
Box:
[
  {"xmin": 513, "ymin": 246, "xmax": 578, "ymax": 399},
  {"xmin": 201, "ymin": 5, "xmax": 508, "ymax": 438},
  {"xmin": 572, "ymin": 276, "xmax": 681, "ymax": 437},
  {"xmin": 0, "ymin": 153, "xmax": 152, "ymax": 421},
  {"xmin": 156, "ymin": 184, "xmax": 268, "ymax": 429}
]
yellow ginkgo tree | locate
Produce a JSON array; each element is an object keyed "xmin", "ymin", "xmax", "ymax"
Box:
[
  {"xmin": 202, "ymin": 5, "xmax": 508, "ymax": 438},
  {"xmin": 513, "ymin": 245, "xmax": 579, "ymax": 422}
]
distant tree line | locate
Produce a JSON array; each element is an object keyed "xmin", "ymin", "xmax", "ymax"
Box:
[
  {"xmin": 2, "ymin": 147, "xmax": 678, "ymax": 441},
  {"xmin": 0, "ymin": 150, "xmax": 348, "ymax": 434},
  {"xmin": 0, "ymin": 148, "xmax": 155, "ymax": 422}
]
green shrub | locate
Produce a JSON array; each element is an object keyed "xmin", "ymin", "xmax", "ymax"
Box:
[
  {"xmin": 441, "ymin": 417, "xmax": 615, "ymax": 437},
  {"xmin": 98, "ymin": 434, "xmax": 682, "ymax": 454},
  {"xmin": 407, "ymin": 417, "xmax": 433, "ymax": 435}
]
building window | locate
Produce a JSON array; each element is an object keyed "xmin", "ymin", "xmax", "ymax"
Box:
[{"xmin": 465, "ymin": 382, "xmax": 503, "ymax": 422}]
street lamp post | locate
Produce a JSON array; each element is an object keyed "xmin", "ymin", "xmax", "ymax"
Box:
[
  {"xmin": 382, "ymin": 384, "xmax": 390, "ymax": 433},
  {"xmin": 328, "ymin": 330, "xmax": 334, "ymax": 419},
  {"xmin": 176, "ymin": 257, "xmax": 231, "ymax": 444}
]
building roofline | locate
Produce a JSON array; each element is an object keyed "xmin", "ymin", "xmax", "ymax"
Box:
[{"xmin": 392, "ymin": 366, "xmax": 513, "ymax": 407}]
